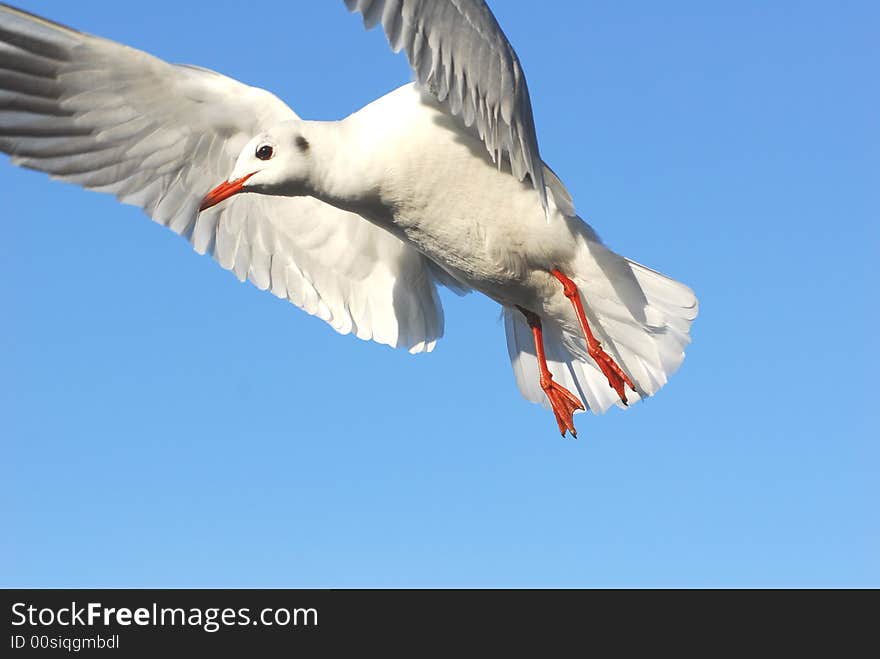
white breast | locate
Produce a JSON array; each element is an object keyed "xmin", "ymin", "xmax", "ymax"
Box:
[{"xmin": 344, "ymin": 84, "xmax": 580, "ymax": 307}]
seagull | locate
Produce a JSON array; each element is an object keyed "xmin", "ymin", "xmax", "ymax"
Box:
[{"xmin": 0, "ymin": 2, "xmax": 697, "ymax": 437}]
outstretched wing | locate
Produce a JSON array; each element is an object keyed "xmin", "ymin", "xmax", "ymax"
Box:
[
  {"xmin": 0, "ymin": 3, "xmax": 443, "ymax": 352},
  {"xmin": 344, "ymin": 0, "xmax": 548, "ymax": 211}
]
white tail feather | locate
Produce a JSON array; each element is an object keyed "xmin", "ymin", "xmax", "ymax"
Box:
[{"xmin": 504, "ymin": 238, "xmax": 698, "ymax": 415}]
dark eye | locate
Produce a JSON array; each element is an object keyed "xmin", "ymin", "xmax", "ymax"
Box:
[{"xmin": 256, "ymin": 144, "xmax": 274, "ymax": 161}]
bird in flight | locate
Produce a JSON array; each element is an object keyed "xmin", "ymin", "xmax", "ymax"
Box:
[{"xmin": 0, "ymin": 1, "xmax": 697, "ymax": 437}]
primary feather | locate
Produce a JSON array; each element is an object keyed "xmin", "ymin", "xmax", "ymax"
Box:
[
  {"xmin": 343, "ymin": 0, "xmax": 549, "ymax": 212},
  {"xmin": 0, "ymin": 3, "xmax": 444, "ymax": 353}
]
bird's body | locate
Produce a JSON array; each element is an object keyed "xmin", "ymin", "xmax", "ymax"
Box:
[
  {"xmin": 240, "ymin": 83, "xmax": 696, "ymax": 420},
  {"xmin": 0, "ymin": 1, "xmax": 698, "ymax": 436},
  {"xmin": 305, "ymin": 84, "xmax": 575, "ymax": 311}
]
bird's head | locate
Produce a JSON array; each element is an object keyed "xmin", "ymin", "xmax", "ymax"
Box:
[{"xmin": 200, "ymin": 121, "xmax": 313, "ymax": 211}]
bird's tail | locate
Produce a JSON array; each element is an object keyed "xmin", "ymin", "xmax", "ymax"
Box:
[{"xmin": 504, "ymin": 234, "xmax": 698, "ymax": 414}]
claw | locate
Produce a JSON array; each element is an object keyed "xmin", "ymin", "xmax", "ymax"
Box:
[
  {"xmin": 542, "ymin": 376, "xmax": 585, "ymax": 438},
  {"xmin": 518, "ymin": 305, "xmax": 586, "ymax": 438},
  {"xmin": 589, "ymin": 341, "xmax": 636, "ymax": 404}
]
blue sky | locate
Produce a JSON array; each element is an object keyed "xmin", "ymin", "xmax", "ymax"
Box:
[{"xmin": 1, "ymin": 1, "xmax": 876, "ymax": 587}]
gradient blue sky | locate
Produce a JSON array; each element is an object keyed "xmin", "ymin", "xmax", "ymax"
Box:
[{"xmin": 2, "ymin": 1, "xmax": 876, "ymax": 587}]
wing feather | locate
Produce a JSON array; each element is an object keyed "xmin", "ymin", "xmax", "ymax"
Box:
[
  {"xmin": 344, "ymin": 0, "xmax": 549, "ymax": 211},
  {"xmin": 0, "ymin": 3, "xmax": 443, "ymax": 353}
]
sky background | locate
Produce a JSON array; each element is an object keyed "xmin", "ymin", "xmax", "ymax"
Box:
[{"xmin": 1, "ymin": 1, "xmax": 876, "ymax": 587}]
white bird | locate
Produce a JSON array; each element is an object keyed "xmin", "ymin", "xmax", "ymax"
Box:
[{"xmin": 0, "ymin": 2, "xmax": 697, "ymax": 437}]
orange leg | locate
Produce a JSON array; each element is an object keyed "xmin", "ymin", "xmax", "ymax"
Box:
[
  {"xmin": 550, "ymin": 269, "xmax": 637, "ymax": 405},
  {"xmin": 517, "ymin": 306, "xmax": 585, "ymax": 438}
]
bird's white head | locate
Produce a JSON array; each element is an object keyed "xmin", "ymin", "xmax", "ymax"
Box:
[{"xmin": 200, "ymin": 121, "xmax": 313, "ymax": 211}]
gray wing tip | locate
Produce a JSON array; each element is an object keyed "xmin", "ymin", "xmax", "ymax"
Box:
[
  {"xmin": 343, "ymin": 0, "xmax": 551, "ymax": 212},
  {"xmin": 0, "ymin": 2, "xmax": 85, "ymax": 37}
]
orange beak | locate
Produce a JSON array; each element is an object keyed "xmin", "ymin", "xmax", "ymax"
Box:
[{"xmin": 199, "ymin": 172, "xmax": 256, "ymax": 211}]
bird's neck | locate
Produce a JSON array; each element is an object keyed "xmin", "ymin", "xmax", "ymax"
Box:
[{"xmin": 301, "ymin": 120, "xmax": 387, "ymax": 221}]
